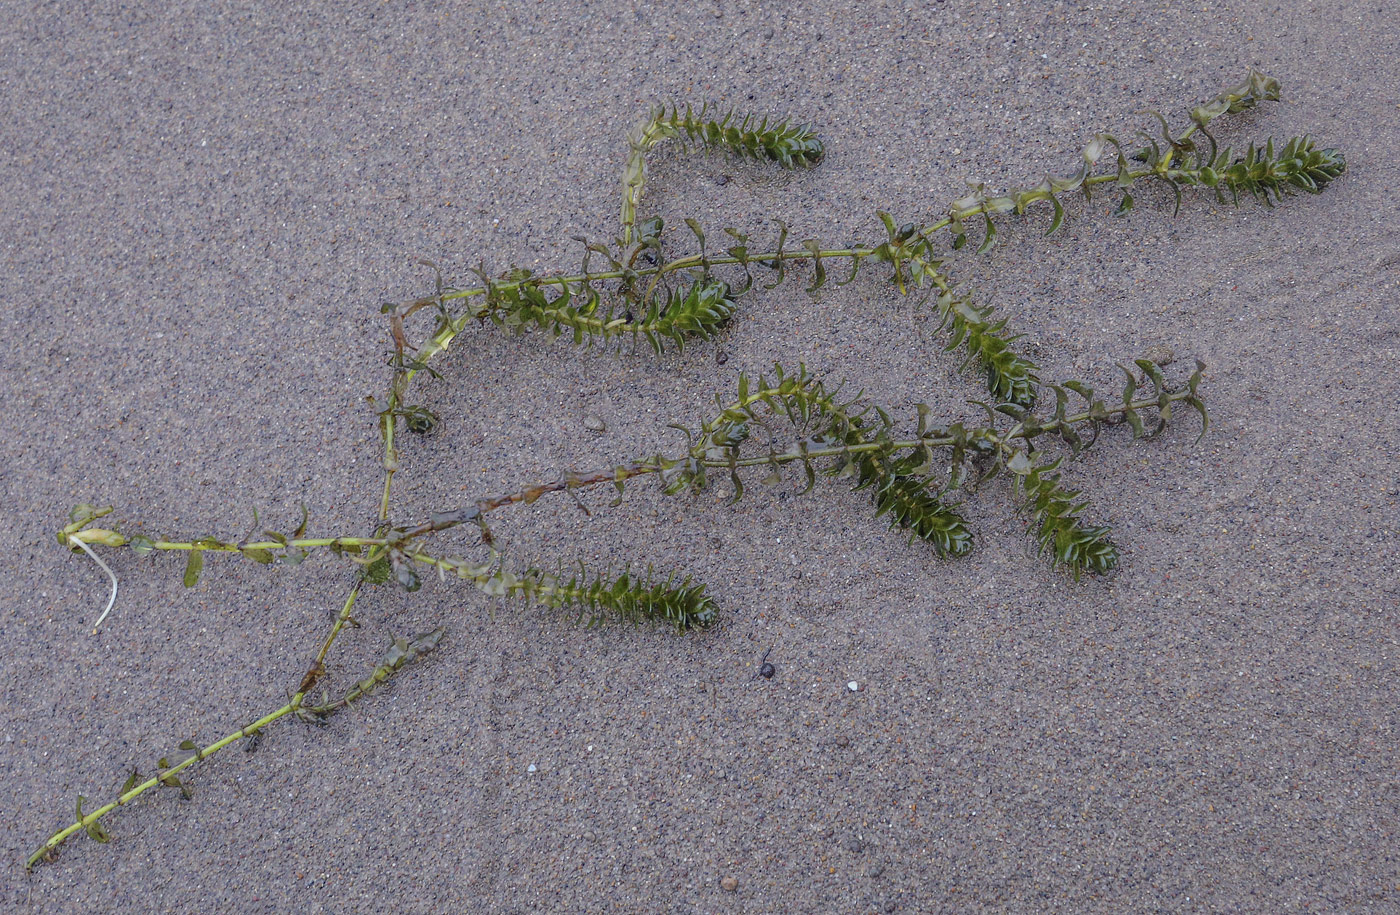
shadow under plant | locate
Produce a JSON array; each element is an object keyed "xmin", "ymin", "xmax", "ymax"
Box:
[{"xmin": 31, "ymin": 69, "xmax": 1345, "ymax": 868}]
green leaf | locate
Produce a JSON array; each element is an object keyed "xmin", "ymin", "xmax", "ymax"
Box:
[
  {"xmin": 129, "ymin": 535, "xmax": 156, "ymax": 556},
  {"xmin": 761, "ymin": 219, "xmax": 788, "ymax": 289},
  {"xmin": 1187, "ymin": 396, "xmax": 1210, "ymax": 441},
  {"xmin": 1134, "ymin": 358, "xmax": 1167, "ymax": 393},
  {"xmin": 1114, "ymin": 192, "xmax": 1135, "ymax": 217},
  {"xmin": 1063, "ymin": 380, "xmax": 1094, "ymax": 401},
  {"xmin": 178, "ymin": 740, "xmax": 197, "ymax": 751},
  {"xmin": 293, "ymin": 503, "xmax": 309, "ymax": 538},
  {"xmin": 1124, "ymin": 408, "xmax": 1146, "ymax": 439},
  {"xmin": 160, "ymin": 773, "xmax": 192, "ymax": 800},
  {"xmin": 391, "ymin": 552, "xmax": 422, "ymax": 592},
  {"xmin": 683, "ymin": 218, "xmax": 706, "ymax": 253},
  {"xmin": 802, "ymin": 239, "xmax": 826, "ymax": 293},
  {"xmin": 243, "ymin": 548, "xmax": 274, "ymax": 564},
  {"xmin": 1045, "ymin": 195, "xmax": 1065, "ymax": 236},
  {"xmin": 976, "ymin": 215, "xmax": 998, "ymax": 254},
  {"xmin": 183, "ymin": 550, "xmax": 204, "ymax": 588},
  {"xmin": 1118, "ymin": 363, "xmax": 1138, "ymax": 403},
  {"xmin": 120, "ymin": 769, "xmax": 141, "ymax": 794}
]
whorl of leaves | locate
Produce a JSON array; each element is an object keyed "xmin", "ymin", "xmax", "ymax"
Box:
[
  {"xmin": 479, "ymin": 272, "xmax": 736, "ymax": 354},
  {"xmin": 1168, "ymin": 135, "xmax": 1346, "ymax": 206},
  {"xmin": 644, "ymin": 277, "xmax": 739, "ymax": 352},
  {"xmin": 622, "ymin": 103, "xmax": 822, "ymax": 246},
  {"xmin": 811, "ymin": 388, "xmax": 974, "ymax": 560},
  {"xmin": 933, "ymin": 68, "xmax": 1342, "ymax": 246},
  {"xmin": 661, "ymin": 364, "xmax": 973, "ymax": 559},
  {"xmin": 650, "ymin": 103, "xmax": 826, "ymax": 170},
  {"xmin": 1010, "ymin": 454, "xmax": 1118, "ymax": 579},
  {"xmin": 544, "ymin": 567, "xmax": 718, "ymax": 631},
  {"xmin": 1188, "ymin": 67, "xmax": 1280, "ymax": 128},
  {"xmin": 938, "ymin": 292, "xmax": 1040, "ymax": 409},
  {"xmin": 865, "ymin": 212, "xmax": 1040, "ymax": 408},
  {"xmin": 853, "ymin": 452, "xmax": 974, "ymax": 559}
]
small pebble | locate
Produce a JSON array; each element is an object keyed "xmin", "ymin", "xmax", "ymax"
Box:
[
  {"xmin": 847, "ymin": 681, "xmax": 860, "ymax": 692},
  {"xmin": 583, "ymin": 415, "xmax": 606, "ymax": 433},
  {"xmin": 1141, "ymin": 344, "xmax": 1175, "ymax": 367},
  {"xmin": 762, "ymin": 27, "xmax": 774, "ymax": 39},
  {"xmin": 720, "ymin": 875, "xmax": 739, "ymax": 893},
  {"xmin": 527, "ymin": 763, "xmax": 537, "ymax": 773},
  {"xmin": 835, "ymin": 735, "xmax": 851, "ymax": 748},
  {"xmin": 864, "ymin": 861, "xmax": 886, "ymax": 879}
]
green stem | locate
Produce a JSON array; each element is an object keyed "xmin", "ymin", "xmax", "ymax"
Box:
[
  {"xmin": 295, "ymin": 581, "xmax": 367, "ymax": 698},
  {"xmin": 400, "ymin": 550, "xmax": 653, "ymax": 610},
  {"xmin": 379, "ymin": 408, "xmax": 399, "ymax": 524},
  {"xmin": 400, "ymin": 161, "xmax": 1203, "ymax": 324},
  {"xmin": 27, "ymin": 701, "xmax": 299, "ymax": 869},
  {"xmin": 27, "ymin": 582, "xmax": 369, "ymax": 869},
  {"xmin": 396, "ymin": 387, "xmax": 1195, "ymax": 538},
  {"xmin": 69, "ymin": 535, "xmax": 382, "ymax": 554},
  {"xmin": 620, "ymin": 109, "xmax": 673, "ymax": 248},
  {"xmin": 385, "ymin": 158, "xmax": 1208, "ymax": 394}
]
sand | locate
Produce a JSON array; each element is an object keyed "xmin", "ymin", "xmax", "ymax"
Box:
[{"xmin": 3, "ymin": 1, "xmax": 1397, "ymax": 912}]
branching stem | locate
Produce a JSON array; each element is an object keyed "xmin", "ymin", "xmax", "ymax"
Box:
[
  {"xmin": 26, "ymin": 701, "xmax": 299, "ymax": 869},
  {"xmin": 27, "ymin": 584, "xmax": 367, "ymax": 867}
]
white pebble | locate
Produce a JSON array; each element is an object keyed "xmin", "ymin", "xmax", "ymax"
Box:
[
  {"xmin": 527, "ymin": 763, "xmax": 537, "ymax": 773},
  {"xmin": 847, "ymin": 681, "xmax": 859, "ymax": 692}
]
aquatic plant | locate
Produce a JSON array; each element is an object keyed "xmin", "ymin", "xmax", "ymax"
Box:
[{"xmin": 29, "ymin": 69, "xmax": 1343, "ymax": 868}]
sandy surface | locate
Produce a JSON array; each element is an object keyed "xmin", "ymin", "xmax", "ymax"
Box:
[{"xmin": 3, "ymin": 1, "xmax": 1397, "ymax": 912}]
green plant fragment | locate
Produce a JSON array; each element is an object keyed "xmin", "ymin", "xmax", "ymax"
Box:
[
  {"xmin": 361, "ymin": 555, "xmax": 392, "ymax": 585},
  {"xmin": 183, "ymin": 551, "xmax": 203, "ymax": 588}
]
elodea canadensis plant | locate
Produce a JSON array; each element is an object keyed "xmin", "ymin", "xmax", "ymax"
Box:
[{"xmin": 30, "ymin": 69, "xmax": 1343, "ymax": 868}]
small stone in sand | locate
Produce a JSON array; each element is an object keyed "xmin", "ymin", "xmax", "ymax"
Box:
[
  {"xmin": 720, "ymin": 875, "xmax": 738, "ymax": 892},
  {"xmin": 1141, "ymin": 345, "xmax": 1175, "ymax": 367}
]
